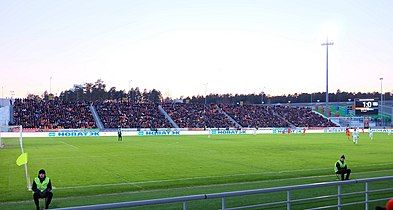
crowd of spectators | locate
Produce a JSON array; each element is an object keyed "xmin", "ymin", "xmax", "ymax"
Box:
[
  {"xmin": 95, "ymin": 101, "xmax": 171, "ymax": 128},
  {"xmin": 274, "ymin": 106, "xmax": 337, "ymax": 127},
  {"xmin": 11, "ymin": 99, "xmax": 337, "ymax": 129},
  {"xmin": 12, "ymin": 98, "xmax": 96, "ymax": 129},
  {"xmin": 162, "ymin": 103, "xmax": 235, "ymax": 128},
  {"xmin": 220, "ymin": 104, "xmax": 289, "ymax": 128}
]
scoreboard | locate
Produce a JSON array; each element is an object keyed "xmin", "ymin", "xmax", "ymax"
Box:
[{"xmin": 354, "ymin": 98, "xmax": 379, "ymax": 115}]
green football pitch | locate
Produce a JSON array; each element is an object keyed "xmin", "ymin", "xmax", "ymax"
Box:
[{"xmin": 0, "ymin": 133, "xmax": 392, "ymax": 209}]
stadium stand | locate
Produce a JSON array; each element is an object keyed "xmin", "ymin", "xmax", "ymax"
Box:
[
  {"xmin": 274, "ymin": 106, "xmax": 337, "ymax": 127},
  {"xmin": 219, "ymin": 104, "xmax": 289, "ymax": 128},
  {"xmin": 162, "ymin": 103, "xmax": 236, "ymax": 128},
  {"xmin": 10, "ymin": 99, "xmax": 338, "ymax": 129},
  {"xmin": 95, "ymin": 101, "xmax": 171, "ymax": 128},
  {"xmin": 11, "ymin": 98, "xmax": 96, "ymax": 129}
]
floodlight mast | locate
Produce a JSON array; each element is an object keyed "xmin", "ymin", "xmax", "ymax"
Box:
[
  {"xmin": 380, "ymin": 77, "xmax": 383, "ymax": 126},
  {"xmin": 321, "ymin": 40, "xmax": 334, "ymax": 117}
]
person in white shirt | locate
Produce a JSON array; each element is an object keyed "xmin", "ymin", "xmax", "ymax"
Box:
[
  {"xmin": 352, "ymin": 128, "xmax": 359, "ymax": 144},
  {"xmin": 369, "ymin": 129, "xmax": 374, "ymax": 140}
]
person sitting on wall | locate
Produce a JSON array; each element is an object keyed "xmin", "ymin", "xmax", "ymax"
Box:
[
  {"xmin": 334, "ymin": 155, "xmax": 351, "ymax": 181},
  {"xmin": 32, "ymin": 169, "xmax": 53, "ymax": 210}
]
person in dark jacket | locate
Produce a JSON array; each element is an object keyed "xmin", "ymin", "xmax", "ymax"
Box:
[
  {"xmin": 118, "ymin": 127, "xmax": 123, "ymax": 141},
  {"xmin": 334, "ymin": 155, "xmax": 351, "ymax": 180},
  {"xmin": 32, "ymin": 169, "xmax": 53, "ymax": 210}
]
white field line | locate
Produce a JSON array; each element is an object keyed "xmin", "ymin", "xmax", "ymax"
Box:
[
  {"xmin": 42, "ymin": 155, "xmax": 114, "ymax": 160},
  {"xmin": 100, "ymin": 166, "xmax": 145, "ymax": 190},
  {"xmin": 55, "ymin": 163, "xmax": 393, "ymax": 190},
  {"xmin": 4, "ymin": 168, "xmax": 393, "ymax": 206},
  {"xmin": 8, "ymin": 164, "xmax": 12, "ymax": 191},
  {"xmin": 59, "ymin": 140, "xmax": 79, "ymax": 149},
  {"xmin": 42, "ymin": 154, "xmax": 130, "ymax": 160},
  {"xmin": 58, "ymin": 168, "xmax": 393, "ymax": 192},
  {"xmin": 39, "ymin": 153, "xmax": 156, "ymax": 160}
]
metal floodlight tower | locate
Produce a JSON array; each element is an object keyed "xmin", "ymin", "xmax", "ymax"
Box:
[
  {"xmin": 204, "ymin": 83, "xmax": 208, "ymax": 106},
  {"xmin": 321, "ymin": 39, "xmax": 334, "ymax": 116}
]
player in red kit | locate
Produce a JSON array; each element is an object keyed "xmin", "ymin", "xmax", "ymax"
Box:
[{"xmin": 345, "ymin": 127, "xmax": 351, "ymax": 140}]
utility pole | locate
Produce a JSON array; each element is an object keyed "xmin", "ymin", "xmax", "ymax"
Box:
[
  {"xmin": 204, "ymin": 83, "xmax": 208, "ymax": 105},
  {"xmin": 128, "ymin": 80, "xmax": 132, "ymax": 102},
  {"xmin": 261, "ymin": 86, "xmax": 266, "ymax": 105},
  {"xmin": 203, "ymin": 83, "xmax": 208, "ymax": 129}
]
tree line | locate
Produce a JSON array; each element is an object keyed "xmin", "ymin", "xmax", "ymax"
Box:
[
  {"xmin": 27, "ymin": 79, "xmax": 392, "ymax": 104},
  {"xmin": 186, "ymin": 90, "xmax": 392, "ymax": 104},
  {"xmin": 57, "ymin": 79, "xmax": 163, "ymax": 103}
]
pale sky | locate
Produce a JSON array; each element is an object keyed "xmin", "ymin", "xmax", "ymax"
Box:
[{"xmin": 0, "ymin": 0, "xmax": 392, "ymax": 98}]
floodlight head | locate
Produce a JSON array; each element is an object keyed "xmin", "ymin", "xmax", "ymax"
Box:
[{"xmin": 321, "ymin": 42, "xmax": 334, "ymax": 46}]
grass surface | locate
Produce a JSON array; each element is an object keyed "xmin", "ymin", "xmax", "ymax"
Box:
[{"xmin": 0, "ymin": 133, "xmax": 392, "ymax": 209}]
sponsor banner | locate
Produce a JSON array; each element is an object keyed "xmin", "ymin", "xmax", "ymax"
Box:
[
  {"xmin": 4, "ymin": 127, "xmax": 391, "ymax": 138},
  {"xmin": 272, "ymin": 128, "xmax": 303, "ymax": 134},
  {"xmin": 1, "ymin": 132, "xmax": 48, "ymax": 138},
  {"xmin": 48, "ymin": 130, "xmax": 100, "ymax": 137},
  {"xmin": 272, "ymin": 128, "xmax": 285, "ymax": 134},
  {"xmin": 209, "ymin": 129, "xmax": 246, "ymax": 135},
  {"xmin": 180, "ymin": 131, "xmax": 208, "ymax": 135},
  {"xmin": 254, "ymin": 129, "xmax": 273, "ymax": 134},
  {"xmin": 324, "ymin": 127, "xmax": 346, "ymax": 133},
  {"xmin": 370, "ymin": 128, "xmax": 393, "ymax": 133},
  {"xmin": 137, "ymin": 130, "xmax": 180, "ymax": 136}
]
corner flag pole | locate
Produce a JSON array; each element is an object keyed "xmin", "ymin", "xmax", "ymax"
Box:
[{"xmin": 18, "ymin": 125, "xmax": 31, "ymax": 190}]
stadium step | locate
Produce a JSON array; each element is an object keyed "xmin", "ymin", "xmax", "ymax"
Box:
[
  {"xmin": 217, "ymin": 105, "xmax": 242, "ymax": 128},
  {"xmin": 89, "ymin": 105, "xmax": 105, "ymax": 129},
  {"xmin": 158, "ymin": 105, "xmax": 179, "ymax": 128}
]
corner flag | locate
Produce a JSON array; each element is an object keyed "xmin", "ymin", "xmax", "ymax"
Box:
[{"xmin": 16, "ymin": 153, "xmax": 28, "ymax": 166}]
